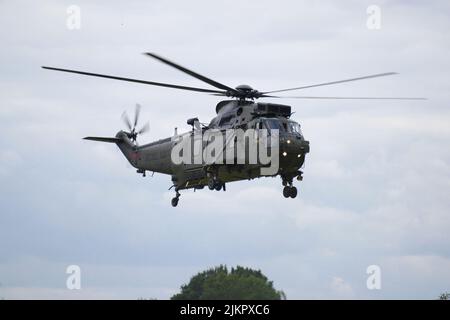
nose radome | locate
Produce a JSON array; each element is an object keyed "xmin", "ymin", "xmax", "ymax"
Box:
[{"xmin": 280, "ymin": 135, "xmax": 309, "ymax": 158}]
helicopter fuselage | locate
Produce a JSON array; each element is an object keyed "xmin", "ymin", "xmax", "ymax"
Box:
[
  {"xmin": 115, "ymin": 100, "xmax": 310, "ymax": 193},
  {"xmin": 43, "ymin": 52, "xmax": 422, "ymax": 207}
]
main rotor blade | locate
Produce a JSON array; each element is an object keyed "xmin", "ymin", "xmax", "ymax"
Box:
[
  {"xmin": 263, "ymin": 72, "xmax": 398, "ymax": 94},
  {"xmin": 260, "ymin": 95, "xmax": 427, "ymax": 100},
  {"xmin": 121, "ymin": 111, "xmax": 132, "ymax": 131},
  {"xmin": 144, "ymin": 53, "xmax": 237, "ymax": 93},
  {"xmin": 41, "ymin": 66, "xmax": 227, "ymax": 94}
]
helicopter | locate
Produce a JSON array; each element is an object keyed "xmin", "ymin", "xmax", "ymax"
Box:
[{"xmin": 42, "ymin": 53, "xmax": 425, "ymax": 207}]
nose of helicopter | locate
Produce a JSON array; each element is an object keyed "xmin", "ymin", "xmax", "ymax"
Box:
[{"xmin": 279, "ymin": 133, "xmax": 310, "ymax": 163}]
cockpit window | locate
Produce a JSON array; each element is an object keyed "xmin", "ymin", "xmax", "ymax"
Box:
[
  {"xmin": 256, "ymin": 119, "xmax": 302, "ymax": 135},
  {"xmin": 288, "ymin": 122, "xmax": 302, "ymax": 134},
  {"xmin": 263, "ymin": 119, "xmax": 285, "ymax": 131}
]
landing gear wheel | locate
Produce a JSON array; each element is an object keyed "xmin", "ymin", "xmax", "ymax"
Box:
[
  {"xmin": 289, "ymin": 186, "xmax": 298, "ymax": 198},
  {"xmin": 214, "ymin": 182, "xmax": 222, "ymax": 191},
  {"xmin": 171, "ymin": 190, "xmax": 180, "ymax": 207},
  {"xmin": 283, "ymin": 186, "xmax": 291, "ymax": 198},
  {"xmin": 208, "ymin": 179, "xmax": 215, "ymax": 190}
]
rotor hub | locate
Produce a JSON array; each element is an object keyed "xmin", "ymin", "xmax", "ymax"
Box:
[
  {"xmin": 235, "ymin": 84, "xmax": 253, "ymax": 91},
  {"xmin": 232, "ymin": 84, "xmax": 261, "ymax": 100}
]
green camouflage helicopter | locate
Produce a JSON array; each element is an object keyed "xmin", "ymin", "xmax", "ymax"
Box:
[{"xmin": 42, "ymin": 53, "xmax": 424, "ymax": 207}]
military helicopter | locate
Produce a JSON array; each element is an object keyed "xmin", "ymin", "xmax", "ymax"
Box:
[{"xmin": 42, "ymin": 53, "xmax": 425, "ymax": 207}]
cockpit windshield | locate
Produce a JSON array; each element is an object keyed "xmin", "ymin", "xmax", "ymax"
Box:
[
  {"xmin": 261, "ymin": 119, "xmax": 302, "ymax": 135},
  {"xmin": 287, "ymin": 121, "xmax": 302, "ymax": 134}
]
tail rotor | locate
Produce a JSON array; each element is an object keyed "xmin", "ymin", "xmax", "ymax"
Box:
[{"xmin": 121, "ymin": 103, "xmax": 149, "ymax": 144}]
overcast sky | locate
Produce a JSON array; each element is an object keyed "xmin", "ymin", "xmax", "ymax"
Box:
[{"xmin": 0, "ymin": 0, "xmax": 449, "ymax": 299}]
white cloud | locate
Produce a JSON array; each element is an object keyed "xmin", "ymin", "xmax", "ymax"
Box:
[{"xmin": 331, "ymin": 276, "xmax": 355, "ymax": 298}]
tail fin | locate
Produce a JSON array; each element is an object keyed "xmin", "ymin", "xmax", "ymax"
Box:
[
  {"xmin": 84, "ymin": 133, "xmax": 139, "ymax": 168},
  {"xmin": 83, "ymin": 137, "xmax": 122, "ymax": 143}
]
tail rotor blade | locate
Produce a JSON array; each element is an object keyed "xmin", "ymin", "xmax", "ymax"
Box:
[
  {"xmin": 138, "ymin": 122, "xmax": 149, "ymax": 135},
  {"xmin": 134, "ymin": 103, "xmax": 141, "ymax": 128},
  {"xmin": 121, "ymin": 111, "xmax": 132, "ymax": 131}
]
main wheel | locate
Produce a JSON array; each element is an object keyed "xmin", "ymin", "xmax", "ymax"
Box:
[
  {"xmin": 208, "ymin": 179, "xmax": 215, "ymax": 190},
  {"xmin": 283, "ymin": 186, "xmax": 290, "ymax": 198},
  {"xmin": 171, "ymin": 197, "xmax": 179, "ymax": 207},
  {"xmin": 289, "ymin": 186, "xmax": 298, "ymax": 198},
  {"xmin": 214, "ymin": 182, "xmax": 222, "ymax": 191}
]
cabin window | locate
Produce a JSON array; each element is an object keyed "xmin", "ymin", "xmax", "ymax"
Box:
[{"xmin": 219, "ymin": 115, "xmax": 233, "ymax": 126}]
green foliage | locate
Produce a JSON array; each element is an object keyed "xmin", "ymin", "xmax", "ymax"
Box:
[
  {"xmin": 171, "ymin": 265, "xmax": 285, "ymax": 300},
  {"xmin": 439, "ymin": 292, "xmax": 450, "ymax": 300}
]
